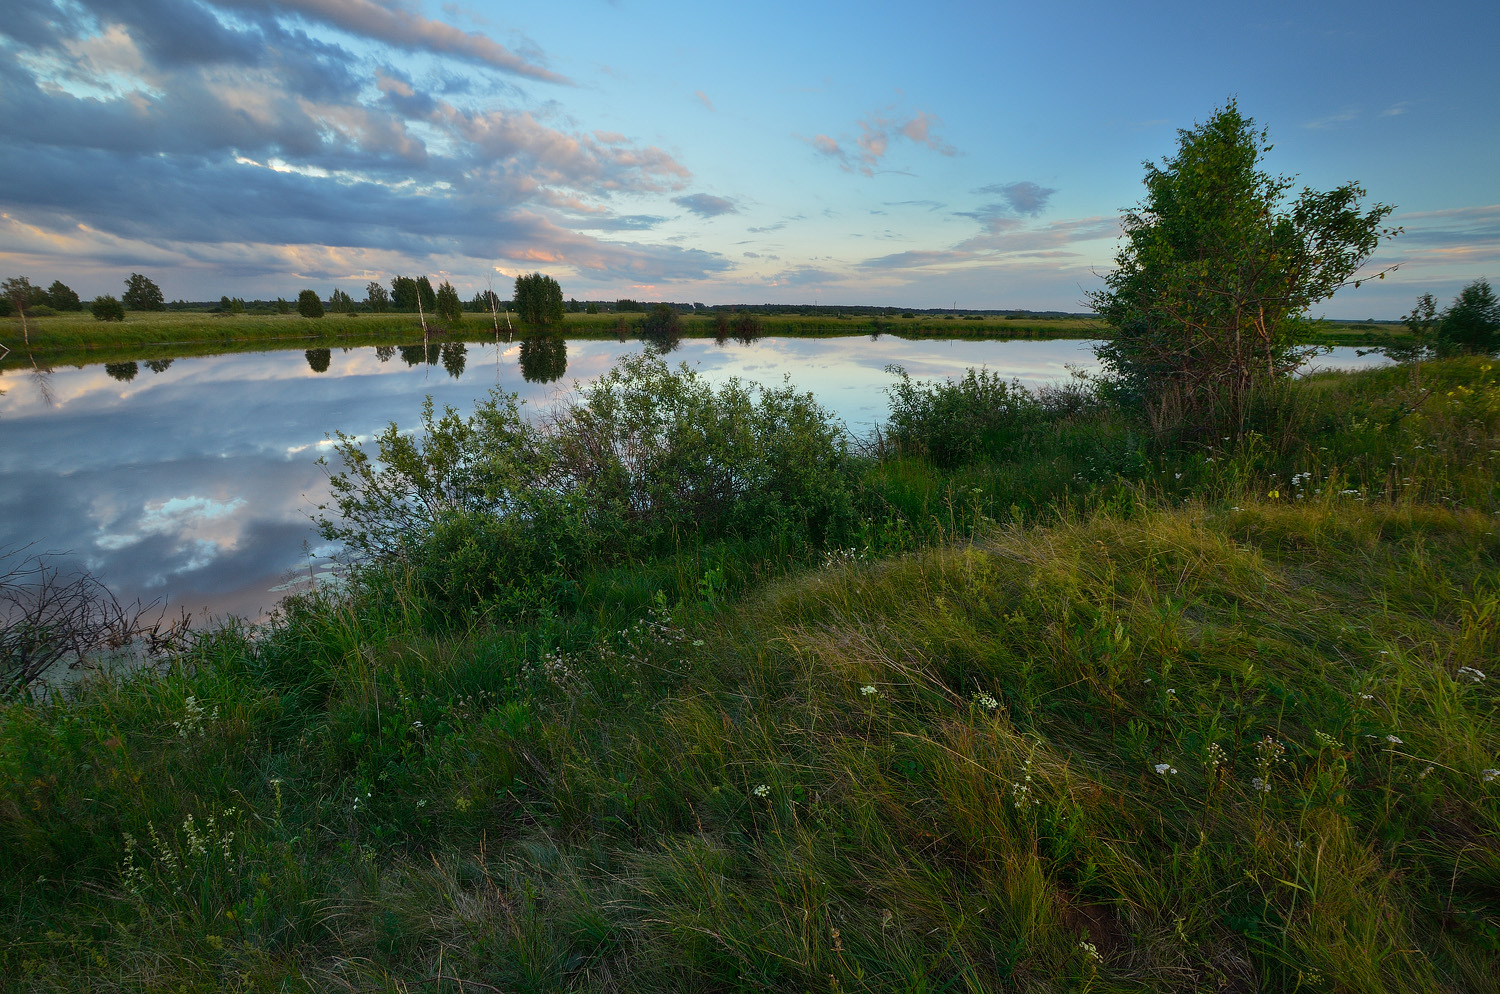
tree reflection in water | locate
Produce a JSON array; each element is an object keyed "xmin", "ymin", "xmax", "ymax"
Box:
[{"xmin": 519, "ymin": 334, "xmax": 567, "ymax": 383}]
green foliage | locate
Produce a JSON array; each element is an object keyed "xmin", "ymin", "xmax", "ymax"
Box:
[
  {"xmin": 514, "ymin": 272, "xmax": 565, "ymax": 326},
  {"xmin": 305, "ymin": 348, "xmax": 331, "ymax": 373},
  {"xmin": 390, "ymin": 276, "xmax": 418, "ymax": 312},
  {"xmin": 1439, "ymin": 278, "xmax": 1499, "ymax": 354},
  {"xmin": 90, "ymin": 294, "xmax": 125, "ymax": 322},
  {"xmin": 364, "ymin": 280, "xmax": 390, "ymax": 313},
  {"xmin": 585, "ymin": 300, "xmax": 599, "ymax": 314},
  {"xmin": 637, "ymin": 302, "xmax": 681, "ymax": 351},
  {"xmin": 1090, "ymin": 100, "xmax": 1396, "ymax": 432},
  {"xmin": 275, "ymin": 296, "xmax": 291, "ymax": 314},
  {"xmin": 328, "ymin": 288, "xmax": 354, "ymax": 313},
  {"xmin": 433, "ymin": 280, "xmax": 463, "ymax": 324},
  {"xmin": 296, "ymin": 289, "xmax": 324, "ymax": 319},
  {"xmin": 104, "ymin": 360, "xmax": 138, "ymax": 381},
  {"xmin": 518, "ymin": 334, "xmax": 567, "ymax": 383},
  {"xmin": 122, "ymin": 272, "xmax": 166, "ymax": 311},
  {"xmin": 415, "ymin": 276, "xmax": 436, "ymax": 315},
  {"xmin": 317, "ymin": 354, "xmax": 856, "ymax": 618},
  {"xmin": 884, "ymin": 365, "xmax": 1045, "ymax": 467},
  {"xmin": 46, "ymin": 280, "xmax": 82, "ymax": 311}
]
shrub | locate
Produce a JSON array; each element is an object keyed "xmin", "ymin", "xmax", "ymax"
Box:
[
  {"xmin": 297, "ymin": 289, "xmax": 324, "ymax": 319},
  {"xmin": 884, "ymin": 365, "xmax": 1041, "ymax": 467},
  {"xmin": 91, "ymin": 294, "xmax": 125, "ymax": 321}
]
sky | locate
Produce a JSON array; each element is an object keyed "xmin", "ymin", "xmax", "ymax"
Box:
[{"xmin": 1, "ymin": 0, "xmax": 1496, "ymax": 317}]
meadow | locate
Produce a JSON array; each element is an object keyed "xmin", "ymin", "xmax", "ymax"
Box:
[
  {"xmin": 1, "ymin": 347, "xmax": 1496, "ymax": 992},
  {"xmin": 0, "ymin": 308, "xmax": 1401, "ymax": 371}
]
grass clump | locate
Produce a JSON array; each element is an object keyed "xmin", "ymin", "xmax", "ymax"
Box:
[{"xmin": 2, "ymin": 354, "xmax": 1499, "ymax": 992}]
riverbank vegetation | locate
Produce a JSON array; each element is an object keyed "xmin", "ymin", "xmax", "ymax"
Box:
[{"xmin": 2, "ymin": 350, "xmax": 1498, "ymax": 992}]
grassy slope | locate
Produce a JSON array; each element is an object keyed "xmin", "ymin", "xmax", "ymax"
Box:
[{"xmin": 2, "ymin": 359, "xmax": 1497, "ymax": 992}]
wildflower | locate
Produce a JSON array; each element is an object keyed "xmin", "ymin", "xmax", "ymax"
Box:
[
  {"xmin": 860, "ymin": 685, "xmax": 878, "ymax": 697},
  {"xmin": 1165, "ymin": 688, "xmax": 1177, "ymax": 696},
  {"xmin": 1458, "ymin": 666, "xmax": 1486, "ymax": 683},
  {"xmin": 1154, "ymin": 763, "xmax": 1178, "ymax": 775},
  {"xmin": 752, "ymin": 784, "xmax": 770, "ymax": 798},
  {"xmin": 1359, "ymin": 693, "xmax": 1374, "ymax": 701},
  {"xmin": 1079, "ymin": 940, "xmax": 1102, "ymax": 962},
  {"xmin": 1251, "ymin": 777, "xmax": 1271, "ymax": 793},
  {"xmin": 973, "ymin": 691, "xmax": 999, "ymax": 711},
  {"xmin": 1314, "ymin": 730, "xmax": 1339, "ymax": 750},
  {"xmin": 1385, "ymin": 734, "xmax": 1403, "ymax": 745},
  {"xmin": 1482, "ymin": 769, "xmax": 1499, "ymax": 783},
  {"xmin": 1206, "ymin": 742, "xmax": 1228, "ymax": 768},
  {"xmin": 411, "ymin": 720, "xmax": 423, "ymax": 729}
]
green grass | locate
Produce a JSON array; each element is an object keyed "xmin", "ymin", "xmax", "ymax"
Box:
[{"xmin": 2, "ymin": 357, "xmax": 1497, "ymax": 991}]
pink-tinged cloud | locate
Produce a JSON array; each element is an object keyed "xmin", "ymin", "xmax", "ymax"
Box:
[
  {"xmin": 809, "ymin": 107, "xmax": 958, "ymax": 176},
  {"xmin": 208, "ymin": 0, "xmax": 570, "ymax": 83},
  {"xmin": 696, "ymin": 90, "xmax": 715, "ymax": 111}
]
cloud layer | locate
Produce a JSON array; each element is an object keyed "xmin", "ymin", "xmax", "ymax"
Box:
[{"xmin": 0, "ymin": 0, "xmax": 732, "ymax": 293}]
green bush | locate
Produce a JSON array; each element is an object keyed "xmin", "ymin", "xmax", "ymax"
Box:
[
  {"xmin": 297, "ymin": 289, "xmax": 324, "ymax": 319},
  {"xmin": 91, "ymin": 294, "xmax": 125, "ymax": 321},
  {"xmin": 318, "ymin": 354, "xmax": 856, "ymax": 617},
  {"xmin": 884, "ymin": 364, "xmax": 1041, "ymax": 467}
]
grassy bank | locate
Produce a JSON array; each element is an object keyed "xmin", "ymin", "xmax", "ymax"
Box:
[
  {"xmin": 2, "ymin": 357, "xmax": 1497, "ymax": 992},
  {"xmin": 3, "ymin": 309, "xmax": 1403, "ymax": 366}
]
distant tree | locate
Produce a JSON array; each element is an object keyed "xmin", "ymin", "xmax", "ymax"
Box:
[
  {"xmin": 471, "ymin": 289, "xmax": 502, "ymax": 313},
  {"xmin": 638, "ymin": 302, "xmax": 682, "ymax": 354},
  {"xmin": 365, "ymin": 281, "xmax": 390, "ymax": 313},
  {"xmin": 415, "ymin": 276, "xmax": 437, "ymax": 315},
  {"xmin": 585, "ymin": 301, "xmax": 599, "ymax": 314},
  {"xmin": 297, "ymin": 289, "xmax": 325, "ymax": 318},
  {"xmin": 1437, "ymin": 278, "xmax": 1499, "ymax": 354},
  {"xmin": 46, "ymin": 281, "xmax": 82, "ymax": 311},
  {"xmin": 1089, "ymin": 100, "xmax": 1396, "ymax": 431},
  {"xmin": 567, "ymin": 297, "xmax": 581, "ymax": 313},
  {"xmin": 398, "ymin": 344, "xmax": 428, "ymax": 366},
  {"xmin": 218, "ymin": 295, "xmax": 246, "ymax": 314},
  {"xmin": 518, "ymin": 334, "xmax": 567, "ymax": 382},
  {"xmin": 145, "ymin": 358, "xmax": 174, "ymax": 373},
  {"xmin": 91, "ymin": 294, "xmax": 125, "ymax": 322},
  {"xmin": 616, "ymin": 298, "xmax": 640, "ymax": 313},
  {"xmin": 513, "ymin": 272, "xmax": 565, "ymax": 326},
  {"xmin": 275, "ymin": 297, "xmax": 291, "ymax": 314},
  {"xmin": 434, "ymin": 280, "xmax": 463, "ymax": 324},
  {"xmin": 2, "ymin": 277, "xmax": 37, "ymax": 344},
  {"xmin": 122, "ymin": 273, "xmax": 165, "ymax": 311},
  {"xmin": 391, "ymin": 276, "xmax": 418, "ymax": 312},
  {"xmin": 305, "ymin": 348, "xmax": 331, "ymax": 373},
  {"xmin": 104, "ymin": 361, "xmax": 138, "ymax": 382},
  {"xmin": 374, "ymin": 345, "xmax": 395, "ymax": 362},
  {"xmin": 328, "ymin": 288, "xmax": 354, "ymax": 313},
  {"xmin": 440, "ymin": 341, "xmax": 467, "ymax": 378}
]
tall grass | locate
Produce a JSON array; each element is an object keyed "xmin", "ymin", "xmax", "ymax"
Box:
[{"xmin": 2, "ymin": 356, "xmax": 1497, "ymax": 992}]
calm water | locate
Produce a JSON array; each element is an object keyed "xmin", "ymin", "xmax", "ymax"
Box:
[{"xmin": 0, "ymin": 337, "xmax": 1388, "ymax": 621}]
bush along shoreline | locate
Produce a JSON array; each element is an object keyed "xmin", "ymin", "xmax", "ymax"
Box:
[{"xmin": 3, "ymin": 353, "xmax": 1499, "ymax": 992}]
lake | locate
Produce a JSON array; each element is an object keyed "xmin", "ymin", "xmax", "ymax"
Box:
[{"xmin": 0, "ymin": 336, "xmax": 1388, "ymax": 622}]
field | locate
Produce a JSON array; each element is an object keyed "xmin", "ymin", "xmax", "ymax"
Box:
[
  {"xmin": 2, "ymin": 351, "xmax": 1496, "ymax": 992},
  {"xmin": 1, "ymin": 309, "xmax": 1404, "ymax": 371}
]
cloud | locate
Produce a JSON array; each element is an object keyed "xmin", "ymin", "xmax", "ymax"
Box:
[
  {"xmin": 673, "ymin": 193, "xmax": 739, "ymax": 218},
  {"xmin": 0, "ymin": 4, "xmax": 731, "ymax": 291},
  {"xmin": 973, "ymin": 181, "xmax": 1057, "ymax": 216},
  {"xmin": 1381, "ymin": 101, "xmax": 1414, "ymax": 117},
  {"xmin": 806, "ymin": 106, "xmax": 958, "ymax": 177},
  {"xmin": 695, "ymin": 89, "xmax": 714, "ymax": 111},
  {"xmin": 204, "ymin": 0, "xmax": 570, "ymax": 82},
  {"xmin": 1302, "ymin": 107, "xmax": 1359, "ymax": 129}
]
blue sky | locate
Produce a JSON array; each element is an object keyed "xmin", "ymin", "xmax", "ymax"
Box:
[{"xmin": 2, "ymin": 0, "xmax": 1495, "ymax": 316}]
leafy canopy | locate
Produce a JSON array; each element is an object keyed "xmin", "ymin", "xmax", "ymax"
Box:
[
  {"xmin": 122, "ymin": 273, "xmax": 165, "ymax": 311},
  {"xmin": 513, "ymin": 272, "xmax": 565, "ymax": 326},
  {"xmin": 1090, "ymin": 100, "xmax": 1396, "ymax": 429}
]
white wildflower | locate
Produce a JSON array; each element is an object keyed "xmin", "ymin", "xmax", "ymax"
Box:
[
  {"xmin": 1386, "ymin": 735, "xmax": 1403, "ymax": 745},
  {"xmin": 860, "ymin": 685, "xmax": 878, "ymax": 697},
  {"xmin": 752, "ymin": 784, "xmax": 770, "ymax": 798},
  {"xmin": 973, "ymin": 692, "xmax": 999, "ymax": 711},
  {"xmin": 1457, "ymin": 666, "xmax": 1486, "ymax": 683},
  {"xmin": 1079, "ymin": 940, "xmax": 1102, "ymax": 962},
  {"xmin": 1154, "ymin": 763, "xmax": 1178, "ymax": 775},
  {"xmin": 1481, "ymin": 769, "xmax": 1499, "ymax": 783}
]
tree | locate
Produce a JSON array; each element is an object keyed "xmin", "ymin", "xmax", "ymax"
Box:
[
  {"xmin": 514, "ymin": 272, "xmax": 565, "ymax": 326},
  {"xmin": 416, "ymin": 276, "xmax": 437, "ymax": 315},
  {"xmin": 2, "ymin": 277, "xmax": 37, "ymax": 344},
  {"xmin": 518, "ymin": 334, "xmax": 567, "ymax": 382},
  {"xmin": 297, "ymin": 289, "xmax": 325, "ymax": 318},
  {"xmin": 275, "ymin": 297, "xmax": 291, "ymax": 314},
  {"xmin": 440, "ymin": 341, "xmax": 467, "ymax": 378},
  {"xmin": 122, "ymin": 273, "xmax": 166, "ymax": 311},
  {"xmin": 365, "ymin": 281, "xmax": 390, "ymax": 313},
  {"xmin": 104, "ymin": 361, "xmax": 138, "ymax": 381},
  {"xmin": 1438, "ymin": 278, "xmax": 1498, "ymax": 354},
  {"xmin": 1089, "ymin": 100, "xmax": 1397, "ymax": 431},
  {"xmin": 47, "ymin": 281, "xmax": 82, "ymax": 311},
  {"xmin": 434, "ymin": 280, "xmax": 463, "ymax": 324},
  {"xmin": 391, "ymin": 276, "xmax": 418, "ymax": 312},
  {"xmin": 305, "ymin": 348, "xmax": 331, "ymax": 373},
  {"xmin": 91, "ymin": 294, "xmax": 125, "ymax": 321},
  {"xmin": 638, "ymin": 302, "xmax": 682, "ymax": 353},
  {"xmin": 328, "ymin": 288, "xmax": 354, "ymax": 313}
]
